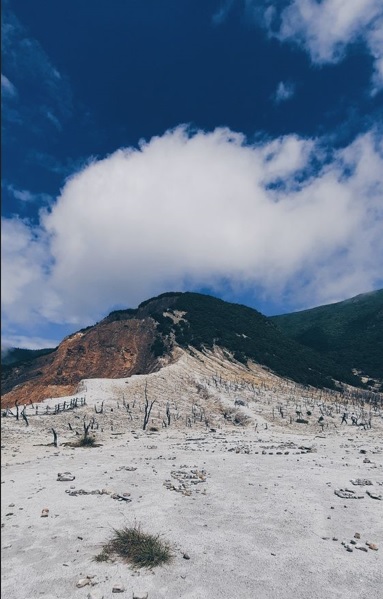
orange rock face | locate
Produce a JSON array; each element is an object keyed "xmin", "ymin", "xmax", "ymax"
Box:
[{"xmin": 1, "ymin": 315, "xmax": 165, "ymax": 408}]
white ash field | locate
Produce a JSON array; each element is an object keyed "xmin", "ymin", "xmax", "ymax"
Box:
[{"xmin": 1, "ymin": 350, "xmax": 383, "ymax": 599}]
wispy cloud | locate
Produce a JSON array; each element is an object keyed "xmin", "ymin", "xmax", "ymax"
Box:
[
  {"xmin": 5, "ymin": 183, "xmax": 53, "ymax": 205},
  {"xmin": 1, "ymin": 3, "xmax": 72, "ymax": 131},
  {"xmin": 45, "ymin": 110, "xmax": 63, "ymax": 131},
  {"xmin": 1, "ymin": 73, "xmax": 17, "ymax": 97},
  {"xmin": 2, "ymin": 126, "xmax": 382, "ymax": 341},
  {"xmin": 212, "ymin": 0, "xmax": 236, "ymax": 25},
  {"xmin": 273, "ymin": 81, "xmax": 295, "ymax": 104},
  {"xmin": 231, "ymin": 0, "xmax": 383, "ymax": 92}
]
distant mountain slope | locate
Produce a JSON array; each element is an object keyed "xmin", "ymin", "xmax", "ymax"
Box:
[
  {"xmin": 1, "ymin": 347, "xmax": 57, "ymax": 366},
  {"xmin": 2, "ymin": 290, "xmax": 371, "ymax": 407},
  {"xmin": 271, "ymin": 290, "xmax": 383, "ymax": 384},
  {"xmin": 146, "ymin": 292, "xmax": 359, "ymax": 389}
]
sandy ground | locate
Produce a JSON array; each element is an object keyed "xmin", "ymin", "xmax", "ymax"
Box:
[{"xmin": 1, "ymin": 353, "xmax": 383, "ymax": 599}]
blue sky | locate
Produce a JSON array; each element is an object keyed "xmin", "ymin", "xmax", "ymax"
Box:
[{"xmin": 2, "ymin": 0, "xmax": 383, "ymax": 349}]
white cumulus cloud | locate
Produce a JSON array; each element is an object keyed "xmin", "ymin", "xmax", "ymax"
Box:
[{"xmin": 2, "ymin": 126, "xmax": 383, "ymax": 340}]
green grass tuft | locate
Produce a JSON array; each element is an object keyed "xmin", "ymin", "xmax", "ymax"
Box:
[
  {"xmin": 93, "ymin": 546, "xmax": 111, "ymax": 562},
  {"xmin": 100, "ymin": 524, "xmax": 172, "ymax": 568}
]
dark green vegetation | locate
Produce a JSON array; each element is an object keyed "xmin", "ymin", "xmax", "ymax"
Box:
[
  {"xmin": 159, "ymin": 292, "xmax": 363, "ymax": 390},
  {"xmin": 1, "ymin": 347, "xmax": 56, "ymax": 366},
  {"xmin": 3, "ymin": 290, "xmax": 381, "ymax": 396},
  {"xmin": 75, "ymin": 435, "xmax": 97, "ymax": 447},
  {"xmin": 272, "ymin": 290, "xmax": 383, "ymax": 386},
  {"xmin": 95, "ymin": 525, "xmax": 173, "ymax": 568}
]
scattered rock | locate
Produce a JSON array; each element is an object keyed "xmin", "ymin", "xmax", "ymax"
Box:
[
  {"xmin": 355, "ymin": 545, "xmax": 368, "ymax": 552},
  {"xmin": 366, "ymin": 542, "xmax": 378, "ymax": 551},
  {"xmin": 112, "ymin": 585, "xmax": 126, "ymax": 593},
  {"xmin": 41, "ymin": 508, "xmax": 49, "ymax": 517},
  {"xmin": 183, "ymin": 553, "xmax": 190, "ymax": 560},
  {"xmin": 298, "ymin": 445, "xmax": 315, "ymax": 452},
  {"xmin": 354, "ymin": 532, "xmax": 361, "ymax": 539},
  {"xmin": 111, "ymin": 492, "xmax": 132, "ymax": 502},
  {"xmin": 76, "ymin": 579, "xmax": 91, "ymax": 588},
  {"xmin": 87, "ymin": 591, "xmax": 104, "ymax": 599},
  {"xmin": 366, "ymin": 490, "xmax": 382, "ymax": 500},
  {"xmin": 350, "ymin": 479, "xmax": 372, "ymax": 486},
  {"xmin": 334, "ymin": 489, "xmax": 364, "ymax": 499},
  {"xmin": 116, "ymin": 466, "xmax": 137, "ymax": 471},
  {"xmin": 57, "ymin": 472, "xmax": 75, "ymax": 482},
  {"xmin": 132, "ymin": 594, "xmax": 148, "ymax": 599}
]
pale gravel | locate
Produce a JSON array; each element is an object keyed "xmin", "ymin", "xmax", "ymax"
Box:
[{"xmin": 1, "ymin": 352, "xmax": 382, "ymax": 599}]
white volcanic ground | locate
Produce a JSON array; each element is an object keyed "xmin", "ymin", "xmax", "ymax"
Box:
[{"xmin": 1, "ymin": 349, "xmax": 383, "ymax": 599}]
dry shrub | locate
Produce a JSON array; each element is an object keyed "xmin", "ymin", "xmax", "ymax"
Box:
[
  {"xmin": 95, "ymin": 524, "xmax": 173, "ymax": 568},
  {"xmin": 232, "ymin": 411, "xmax": 250, "ymax": 426}
]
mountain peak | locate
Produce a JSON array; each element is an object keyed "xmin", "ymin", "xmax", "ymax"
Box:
[{"xmin": 2, "ymin": 289, "xmax": 382, "ymax": 407}]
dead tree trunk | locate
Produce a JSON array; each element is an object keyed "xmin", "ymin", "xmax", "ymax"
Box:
[
  {"xmin": 95, "ymin": 401, "xmax": 104, "ymax": 414},
  {"xmin": 52, "ymin": 428, "xmax": 58, "ymax": 447},
  {"xmin": 143, "ymin": 382, "xmax": 155, "ymax": 431},
  {"xmin": 21, "ymin": 407, "xmax": 29, "ymax": 426},
  {"xmin": 83, "ymin": 420, "xmax": 91, "ymax": 438}
]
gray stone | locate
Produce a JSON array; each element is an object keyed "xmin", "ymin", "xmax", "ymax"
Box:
[
  {"xmin": 76, "ymin": 579, "xmax": 91, "ymax": 588},
  {"xmin": 112, "ymin": 585, "xmax": 125, "ymax": 593},
  {"xmin": 350, "ymin": 478, "xmax": 372, "ymax": 486},
  {"xmin": 87, "ymin": 591, "xmax": 104, "ymax": 599},
  {"xmin": 334, "ymin": 489, "xmax": 364, "ymax": 499},
  {"xmin": 57, "ymin": 472, "xmax": 75, "ymax": 482},
  {"xmin": 367, "ymin": 542, "xmax": 378, "ymax": 551},
  {"xmin": 366, "ymin": 490, "xmax": 382, "ymax": 500}
]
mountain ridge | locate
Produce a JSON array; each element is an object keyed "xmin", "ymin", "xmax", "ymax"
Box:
[
  {"xmin": 272, "ymin": 288, "xmax": 383, "ymax": 386},
  {"xmin": 2, "ymin": 289, "xmax": 382, "ymax": 407}
]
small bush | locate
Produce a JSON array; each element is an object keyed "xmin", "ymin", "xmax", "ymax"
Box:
[
  {"xmin": 233, "ymin": 411, "xmax": 250, "ymax": 426},
  {"xmin": 98, "ymin": 524, "xmax": 172, "ymax": 568},
  {"xmin": 76, "ymin": 435, "xmax": 96, "ymax": 447},
  {"xmin": 220, "ymin": 405, "xmax": 249, "ymax": 426}
]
